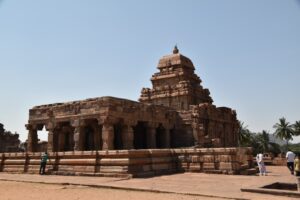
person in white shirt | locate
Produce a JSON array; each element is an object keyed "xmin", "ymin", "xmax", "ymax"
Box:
[
  {"xmin": 286, "ymin": 150, "xmax": 295, "ymax": 175},
  {"xmin": 256, "ymin": 153, "xmax": 266, "ymax": 176}
]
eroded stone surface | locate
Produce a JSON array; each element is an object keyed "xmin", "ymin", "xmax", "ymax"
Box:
[{"xmin": 25, "ymin": 47, "xmax": 239, "ymax": 153}]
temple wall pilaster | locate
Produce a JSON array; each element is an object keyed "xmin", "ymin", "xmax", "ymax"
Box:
[
  {"xmin": 122, "ymin": 124, "xmax": 134, "ymax": 149},
  {"xmin": 26, "ymin": 124, "xmax": 38, "ymax": 152},
  {"xmin": 147, "ymin": 123, "xmax": 157, "ymax": 148},
  {"xmin": 72, "ymin": 119, "xmax": 84, "ymax": 151},
  {"xmin": 102, "ymin": 122, "xmax": 114, "ymax": 150}
]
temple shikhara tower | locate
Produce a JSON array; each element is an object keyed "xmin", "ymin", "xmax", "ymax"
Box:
[
  {"xmin": 140, "ymin": 45, "xmax": 212, "ymax": 110},
  {"xmin": 25, "ymin": 47, "xmax": 239, "ymax": 152}
]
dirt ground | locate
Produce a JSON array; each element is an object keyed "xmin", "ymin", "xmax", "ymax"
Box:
[
  {"xmin": 0, "ymin": 180, "xmax": 222, "ymax": 200},
  {"xmin": 1, "ymin": 166, "xmax": 299, "ymax": 200}
]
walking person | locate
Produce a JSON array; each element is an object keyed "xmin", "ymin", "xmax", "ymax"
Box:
[
  {"xmin": 294, "ymin": 154, "xmax": 300, "ymax": 176},
  {"xmin": 256, "ymin": 153, "xmax": 266, "ymax": 176},
  {"xmin": 286, "ymin": 149, "xmax": 295, "ymax": 175},
  {"xmin": 39, "ymin": 152, "xmax": 49, "ymax": 175}
]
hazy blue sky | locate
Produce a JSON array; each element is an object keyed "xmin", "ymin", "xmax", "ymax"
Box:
[{"xmin": 0, "ymin": 0, "xmax": 299, "ymax": 143}]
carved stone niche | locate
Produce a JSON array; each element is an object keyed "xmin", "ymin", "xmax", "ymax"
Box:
[{"xmin": 192, "ymin": 122, "xmax": 205, "ymax": 147}]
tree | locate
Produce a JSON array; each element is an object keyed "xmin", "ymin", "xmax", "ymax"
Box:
[
  {"xmin": 0, "ymin": 123, "xmax": 4, "ymax": 134},
  {"xmin": 293, "ymin": 120, "xmax": 300, "ymax": 136},
  {"xmin": 273, "ymin": 117, "xmax": 294, "ymax": 150},
  {"xmin": 257, "ymin": 130, "xmax": 270, "ymax": 153},
  {"xmin": 238, "ymin": 121, "xmax": 252, "ymax": 146}
]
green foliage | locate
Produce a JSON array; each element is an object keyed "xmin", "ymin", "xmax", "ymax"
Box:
[
  {"xmin": 273, "ymin": 117, "xmax": 294, "ymax": 149},
  {"xmin": 238, "ymin": 122, "xmax": 284, "ymax": 156},
  {"xmin": 293, "ymin": 121, "xmax": 300, "ymax": 136},
  {"xmin": 238, "ymin": 121, "xmax": 252, "ymax": 146},
  {"xmin": 268, "ymin": 142, "xmax": 282, "ymax": 156},
  {"xmin": 0, "ymin": 123, "xmax": 4, "ymax": 134},
  {"xmin": 288, "ymin": 143, "xmax": 300, "ymax": 154},
  {"xmin": 238, "ymin": 117, "xmax": 300, "ymax": 156},
  {"xmin": 257, "ymin": 130, "xmax": 270, "ymax": 153}
]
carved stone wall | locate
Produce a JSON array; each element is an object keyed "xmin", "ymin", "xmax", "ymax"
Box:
[
  {"xmin": 139, "ymin": 46, "xmax": 213, "ymax": 110},
  {"xmin": 25, "ymin": 47, "xmax": 240, "ymax": 152},
  {"xmin": 189, "ymin": 104, "xmax": 239, "ymax": 148},
  {"xmin": 0, "ymin": 147, "xmax": 254, "ymax": 177},
  {"xmin": 139, "ymin": 47, "xmax": 239, "ymax": 148},
  {"xmin": 26, "ymin": 97, "xmax": 179, "ymax": 152}
]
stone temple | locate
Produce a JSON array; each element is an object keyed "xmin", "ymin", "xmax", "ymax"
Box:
[
  {"xmin": 0, "ymin": 47, "xmax": 254, "ymax": 177},
  {"xmin": 26, "ymin": 46, "xmax": 239, "ymax": 153}
]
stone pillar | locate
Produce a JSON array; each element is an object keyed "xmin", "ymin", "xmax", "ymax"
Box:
[
  {"xmin": 26, "ymin": 124, "xmax": 38, "ymax": 152},
  {"xmin": 147, "ymin": 124, "xmax": 156, "ymax": 149},
  {"xmin": 192, "ymin": 122, "xmax": 199, "ymax": 146},
  {"xmin": 122, "ymin": 125, "xmax": 134, "ymax": 149},
  {"xmin": 47, "ymin": 129, "xmax": 54, "ymax": 152},
  {"xmin": 46, "ymin": 122, "xmax": 56, "ymax": 152},
  {"xmin": 72, "ymin": 119, "xmax": 83, "ymax": 151},
  {"xmin": 102, "ymin": 122, "xmax": 114, "ymax": 150},
  {"xmin": 192, "ymin": 123, "xmax": 205, "ymax": 147}
]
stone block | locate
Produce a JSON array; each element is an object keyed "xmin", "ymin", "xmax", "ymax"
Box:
[
  {"xmin": 151, "ymin": 157, "xmax": 173, "ymax": 164},
  {"xmin": 58, "ymin": 159, "xmax": 96, "ymax": 166},
  {"xmin": 142, "ymin": 164, "xmax": 152, "ymax": 172},
  {"xmin": 189, "ymin": 163, "xmax": 201, "ymax": 171},
  {"xmin": 202, "ymin": 155, "xmax": 215, "ymax": 162},
  {"xmin": 28, "ymin": 159, "xmax": 42, "ymax": 165},
  {"xmin": 152, "ymin": 163, "xmax": 172, "ymax": 171},
  {"xmin": 4, "ymin": 159, "xmax": 26, "ymax": 165},
  {"xmin": 219, "ymin": 162, "xmax": 240, "ymax": 170},
  {"xmin": 218, "ymin": 155, "xmax": 237, "ymax": 162},
  {"xmin": 191, "ymin": 155, "xmax": 200, "ymax": 163},
  {"xmin": 99, "ymin": 166, "xmax": 128, "ymax": 173},
  {"xmin": 202, "ymin": 162, "xmax": 215, "ymax": 170},
  {"xmin": 58, "ymin": 165, "xmax": 95, "ymax": 173}
]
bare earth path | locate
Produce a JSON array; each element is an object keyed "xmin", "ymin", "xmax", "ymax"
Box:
[
  {"xmin": 0, "ymin": 181, "xmax": 223, "ymax": 200},
  {"xmin": 0, "ymin": 166, "xmax": 299, "ymax": 200}
]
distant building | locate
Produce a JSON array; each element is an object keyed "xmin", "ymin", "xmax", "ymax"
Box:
[{"xmin": 0, "ymin": 123, "xmax": 20, "ymax": 152}]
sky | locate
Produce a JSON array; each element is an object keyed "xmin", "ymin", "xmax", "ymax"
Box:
[{"xmin": 0, "ymin": 0, "xmax": 299, "ymax": 143}]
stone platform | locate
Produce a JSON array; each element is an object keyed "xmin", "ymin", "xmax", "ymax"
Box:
[{"xmin": 0, "ymin": 147, "xmax": 254, "ymax": 177}]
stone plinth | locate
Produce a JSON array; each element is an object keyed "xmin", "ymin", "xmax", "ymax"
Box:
[{"xmin": 0, "ymin": 147, "xmax": 253, "ymax": 177}]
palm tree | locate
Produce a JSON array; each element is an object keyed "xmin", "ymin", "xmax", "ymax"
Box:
[
  {"xmin": 257, "ymin": 130, "xmax": 270, "ymax": 153},
  {"xmin": 273, "ymin": 117, "xmax": 294, "ymax": 150},
  {"xmin": 293, "ymin": 120, "xmax": 300, "ymax": 136},
  {"xmin": 238, "ymin": 121, "xmax": 252, "ymax": 146}
]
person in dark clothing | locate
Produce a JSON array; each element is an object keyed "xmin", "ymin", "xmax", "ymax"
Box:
[{"xmin": 39, "ymin": 152, "xmax": 49, "ymax": 175}]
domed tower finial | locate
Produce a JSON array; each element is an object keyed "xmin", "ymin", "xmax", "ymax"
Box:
[{"xmin": 173, "ymin": 45, "xmax": 179, "ymax": 54}]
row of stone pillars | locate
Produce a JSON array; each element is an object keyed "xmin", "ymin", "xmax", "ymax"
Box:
[{"xmin": 26, "ymin": 120, "xmax": 172, "ymax": 152}]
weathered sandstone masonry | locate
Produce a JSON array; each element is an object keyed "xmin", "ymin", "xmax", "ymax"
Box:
[
  {"xmin": 0, "ymin": 148, "xmax": 254, "ymax": 177},
  {"xmin": 16, "ymin": 47, "xmax": 253, "ymax": 177},
  {"xmin": 26, "ymin": 97, "xmax": 178, "ymax": 152},
  {"xmin": 26, "ymin": 47, "xmax": 239, "ymax": 152}
]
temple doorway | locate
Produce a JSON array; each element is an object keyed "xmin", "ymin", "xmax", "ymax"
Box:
[
  {"xmin": 156, "ymin": 124, "xmax": 166, "ymax": 148},
  {"xmin": 114, "ymin": 124, "xmax": 123, "ymax": 150},
  {"xmin": 84, "ymin": 126, "xmax": 94, "ymax": 151},
  {"xmin": 133, "ymin": 121, "xmax": 147, "ymax": 149}
]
